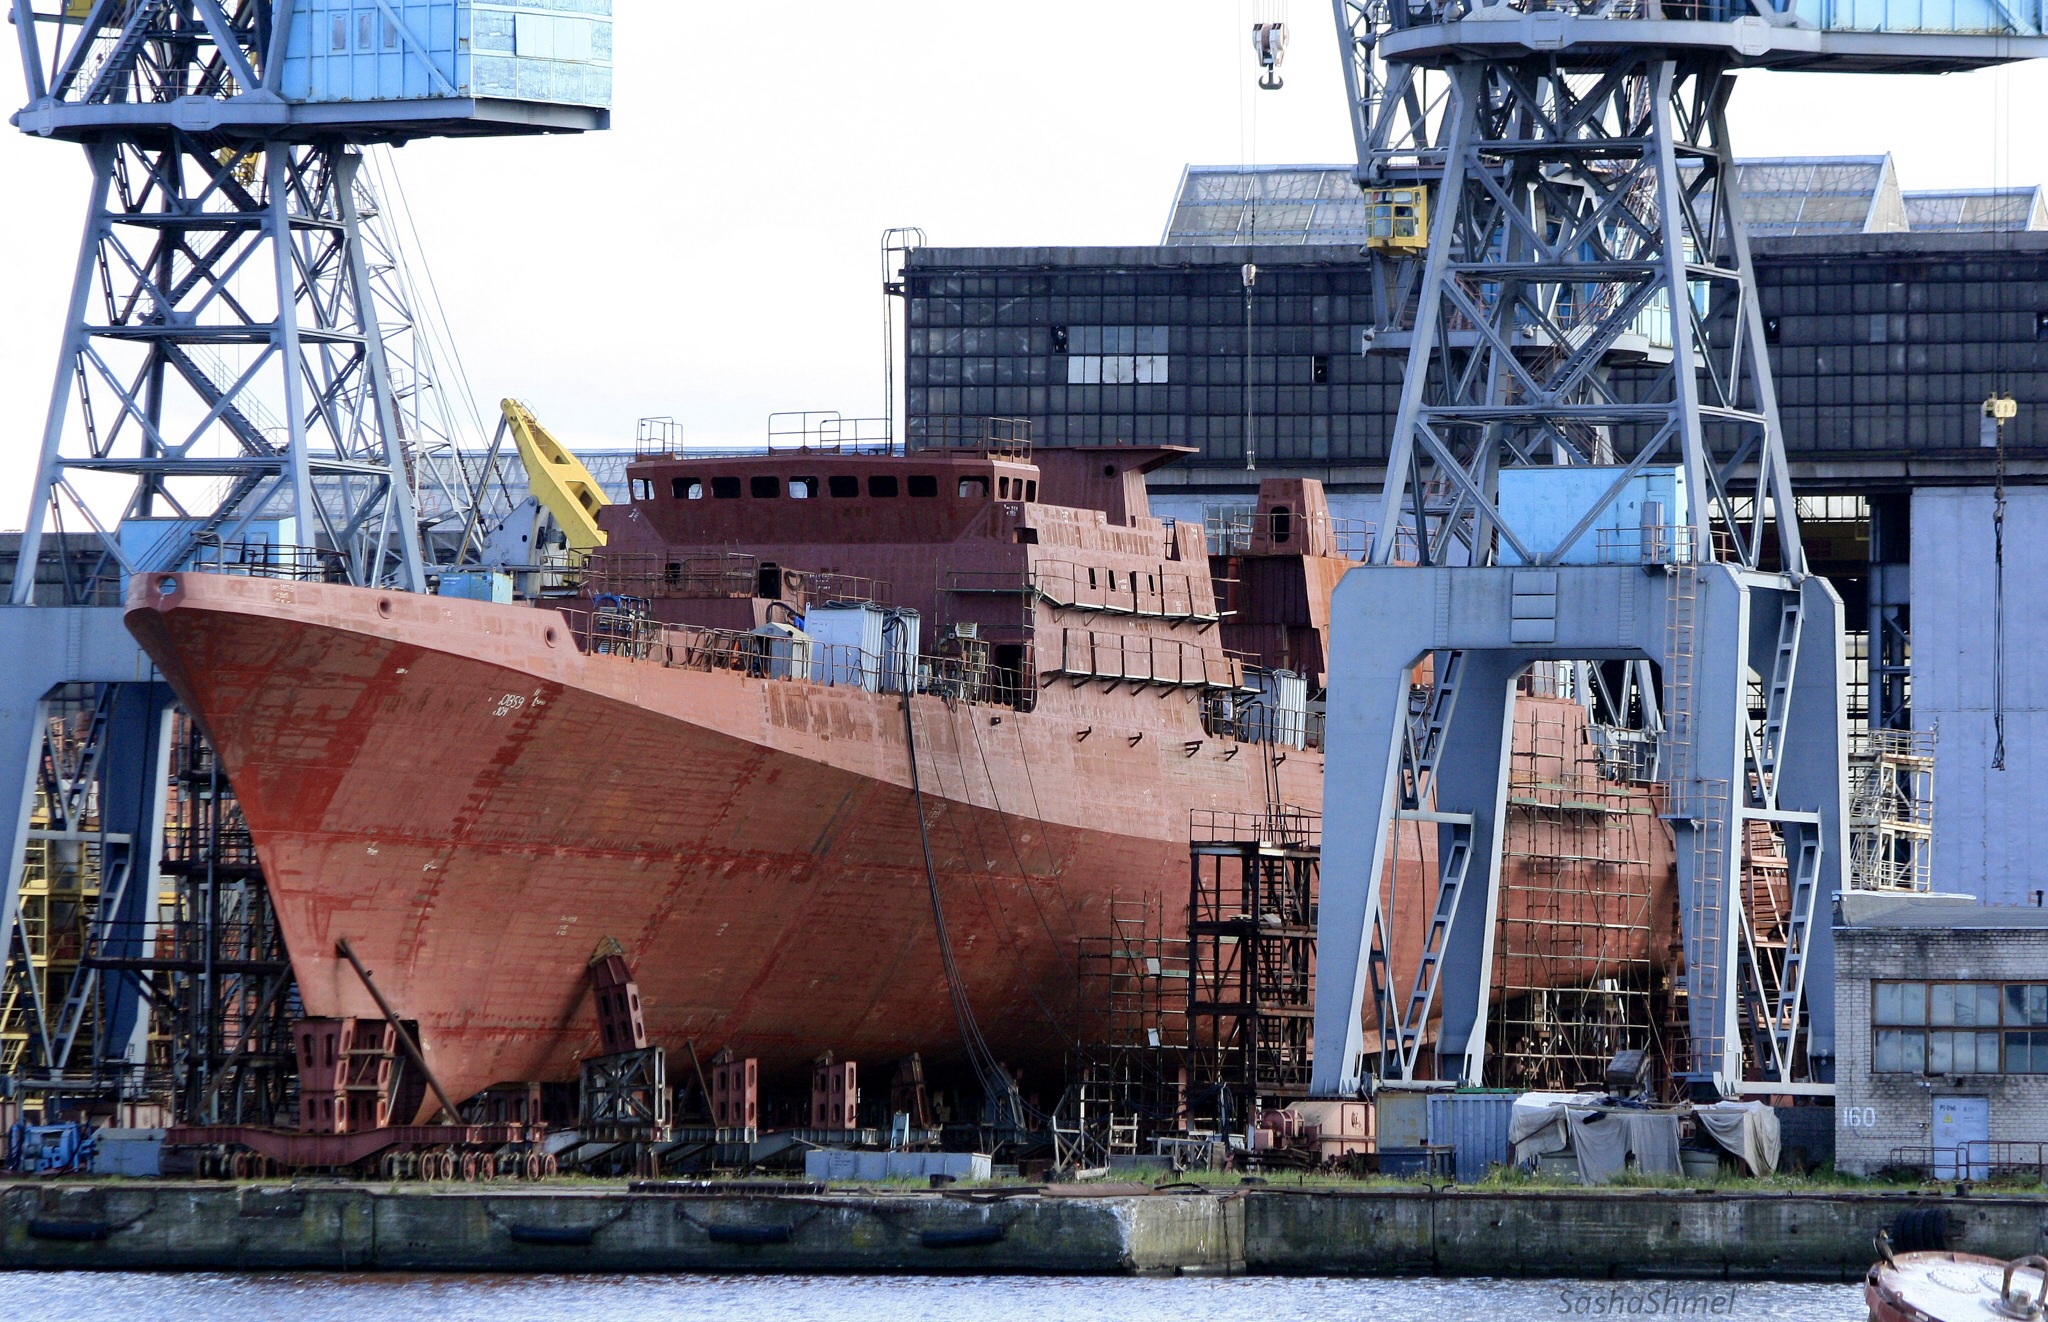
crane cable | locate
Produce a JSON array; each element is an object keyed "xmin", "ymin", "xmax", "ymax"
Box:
[
  {"xmin": 1992, "ymin": 411, "xmax": 2008, "ymax": 770},
  {"xmin": 1990, "ymin": 64, "xmax": 2014, "ymax": 770},
  {"xmin": 899, "ymin": 680, "xmax": 1026, "ymax": 1129}
]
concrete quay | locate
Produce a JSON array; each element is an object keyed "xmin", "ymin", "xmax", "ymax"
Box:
[{"xmin": 2, "ymin": 1182, "xmax": 2044, "ymax": 1278}]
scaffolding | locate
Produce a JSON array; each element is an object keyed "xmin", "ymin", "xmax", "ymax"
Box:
[
  {"xmin": 1847, "ymin": 729, "xmax": 1936, "ymax": 893},
  {"xmin": 0, "ymin": 691, "xmax": 113, "ymax": 1093},
  {"xmin": 1069, "ymin": 893, "xmax": 1189, "ymax": 1156},
  {"xmin": 1487, "ymin": 703, "xmax": 1661, "ymax": 1092},
  {"xmin": 1188, "ymin": 810, "xmax": 1319, "ymax": 1124},
  {"xmin": 147, "ymin": 720, "xmax": 300, "ymax": 1126}
]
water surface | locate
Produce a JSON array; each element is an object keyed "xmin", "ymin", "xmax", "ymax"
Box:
[{"xmin": 3, "ymin": 1271, "xmax": 1868, "ymax": 1321}]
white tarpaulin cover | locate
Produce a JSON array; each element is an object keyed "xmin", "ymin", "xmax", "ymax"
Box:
[
  {"xmin": 1510, "ymin": 1092, "xmax": 1600, "ymax": 1165},
  {"xmin": 1694, "ymin": 1101, "xmax": 1781, "ymax": 1175},
  {"xmin": 1511, "ymin": 1093, "xmax": 1685, "ymax": 1184},
  {"xmin": 1564, "ymin": 1108, "xmax": 1681, "ymax": 1184}
]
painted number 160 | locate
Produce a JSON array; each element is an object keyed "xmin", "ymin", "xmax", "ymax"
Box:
[{"xmin": 1844, "ymin": 1106, "xmax": 1879, "ymax": 1128}]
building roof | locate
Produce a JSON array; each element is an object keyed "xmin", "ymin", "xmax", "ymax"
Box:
[
  {"xmin": 1161, "ymin": 166, "xmax": 1378, "ymax": 247},
  {"xmin": 1732, "ymin": 155, "xmax": 1909, "ymax": 237},
  {"xmin": 1903, "ymin": 186, "xmax": 2048, "ymax": 232},
  {"xmin": 1839, "ymin": 891, "xmax": 2048, "ymax": 929},
  {"xmin": 1163, "ymin": 156, "xmax": 2040, "ymax": 245}
]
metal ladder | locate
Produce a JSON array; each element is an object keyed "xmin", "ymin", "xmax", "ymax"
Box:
[
  {"xmin": 1401, "ymin": 650, "xmax": 1464, "ymax": 809},
  {"xmin": 1662, "ymin": 567, "xmax": 1699, "ymax": 803},
  {"xmin": 1682, "ymin": 780, "xmax": 1732, "ymax": 1078},
  {"xmin": 1753, "ymin": 596, "xmax": 1804, "ymax": 811},
  {"xmin": 1388, "ymin": 823, "xmax": 1474, "ymax": 1079},
  {"xmin": 1764, "ymin": 822, "xmax": 1822, "ymax": 1080}
]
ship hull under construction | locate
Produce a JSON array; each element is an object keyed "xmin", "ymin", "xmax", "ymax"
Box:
[{"xmin": 126, "ymin": 571, "xmax": 1331, "ymax": 1113}]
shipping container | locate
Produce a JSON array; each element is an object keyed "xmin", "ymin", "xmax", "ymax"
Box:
[{"xmin": 1428, "ymin": 1090, "xmax": 1518, "ymax": 1184}]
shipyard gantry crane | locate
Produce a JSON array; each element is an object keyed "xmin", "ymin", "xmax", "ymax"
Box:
[
  {"xmin": 0, "ymin": 0, "xmax": 609, "ymax": 1120},
  {"xmin": 1310, "ymin": 0, "xmax": 2047, "ymax": 1098}
]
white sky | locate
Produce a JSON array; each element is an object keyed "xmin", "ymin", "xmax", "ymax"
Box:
[{"xmin": 4, "ymin": 3, "xmax": 2048, "ymax": 530}]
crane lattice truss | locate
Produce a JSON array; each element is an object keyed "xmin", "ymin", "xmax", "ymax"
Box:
[
  {"xmin": 1362, "ymin": 54, "xmax": 1798, "ymax": 574},
  {"xmin": 16, "ymin": 138, "xmax": 429, "ymax": 600},
  {"xmin": 1310, "ymin": 2, "xmax": 2041, "ymax": 1098},
  {"xmin": 8, "ymin": 2, "xmax": 436, "ymax": 601},
  {"xmin": 2, "ymin": 0, "xmax": 603, "ymax": 1119}
]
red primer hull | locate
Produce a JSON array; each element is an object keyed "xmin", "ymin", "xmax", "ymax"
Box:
[{"xmin": 126, "ymin": 572, "xmax": 1325, "ymax": 1112}]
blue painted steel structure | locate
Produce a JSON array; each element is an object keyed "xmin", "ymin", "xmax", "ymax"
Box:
[
  {"xmin": 1311, "ymin": 0, "xmax": 2045, "ymax": 1098},
  {"xmin": 2, "ymin": 1, "xmax": 608, "ymax": 1117}
]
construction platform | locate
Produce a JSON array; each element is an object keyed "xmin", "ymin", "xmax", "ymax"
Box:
[{"xmin": 0, "ymin": 1181, "xmax": 2040, "ymax": 1278}]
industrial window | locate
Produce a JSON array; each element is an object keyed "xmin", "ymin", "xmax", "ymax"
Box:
[
  {"xmin": 828, "ymin": 475, "xmax": 859, "ymax": 498},
  {"xmin": 789, "ymin": 477, "xmax": 818, "ymax": 500},
  {"xmin": 750, "ymin": 475, "xmax": 780, "ymax": 499},
  {"xmin": 958, "ymin": 477, "xmax": 988, "ymax": 499},
  {"xmin": 630, "ymin": 478, "xmax": 652, "ymax": 501},
  {"xmin": 1312, "ymin": 354, "xmax": 1329, "ymax": 384},
  {"xmin": 908, "ymin": 475, "xmax": 939, "ymax": 498},
  {"xmin": 673, "ymin": 478, "xmax": 703, "ymax": 500},
  {"xmin": 1067, "ymin": 354, "xmax": 1168, "ymax": 385},
  {"xmin": 330, "ymin": 17, "xmax": 347, "ymax": 51},
  {"xmin": 868, "ymin": 475, "xmax": 899, "ymax": 498},
  {"xmin": 1025, "ymin": 480, "xmax": 1037, "ymax": 501},
  {"xmin": 358, "ymin": 12, "xmax": 373, "ymax": 50},
  {"xmin": 998, "ymin": 476, "xmax": 1012, "ymax": 498},
  {"xmin": 383, "ymin": 17, "xmax": 399, "ymax": 49},
  {"xmin": 711, "ymin": 477, "xmax": 741, "ymax": 499},
  {"xmin": 1873, "ymin": 981, "xmax": 2048, "ymax": 1075}
]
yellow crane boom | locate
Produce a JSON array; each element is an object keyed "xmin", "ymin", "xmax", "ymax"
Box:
[{"xmin": 499, "ymin": 398, "xmax": 608, "ymax": 552}]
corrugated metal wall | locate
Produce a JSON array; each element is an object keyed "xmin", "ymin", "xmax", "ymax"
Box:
[
  {"xmin": 1911, "ymin": 486, "xmax": 2048, "ymax": 905},
  {"xmin": 1428, "ymin": 1092, "xmax": 1516, "ymax": 1184}
]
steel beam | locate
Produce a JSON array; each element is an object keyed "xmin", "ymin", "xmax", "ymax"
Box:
[{"xmin": 1312, "ymin": 564, "xmax": 1845, "ymax": 1096}]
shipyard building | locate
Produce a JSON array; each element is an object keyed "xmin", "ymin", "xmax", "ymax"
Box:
[{"xmin": 903, "ymin": 156, "xmax": 2048, "ymax": 909}]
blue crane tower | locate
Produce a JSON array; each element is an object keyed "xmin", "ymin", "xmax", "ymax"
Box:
[
  {"xmin": 0, "ymin": 1, "xmax": 608, "ymax": 1120},
  {"xmin": 1310, "ymin": 0, "xmax": 2048, "ymax": 1098}
]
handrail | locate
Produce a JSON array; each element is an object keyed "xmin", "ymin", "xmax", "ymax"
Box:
[{"xmin": 1190, "ymin": 807, "xmax": 1323, "ymax": 848}]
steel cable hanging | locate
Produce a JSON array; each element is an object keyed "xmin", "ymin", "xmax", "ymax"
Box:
[
  {"xmin": 899, "ymin": 688, "xmax": 1026, "ymax": 1129},
  {"xmin": 937, "ymin": 704, "xmax": 1085, "ymax": 1049}
]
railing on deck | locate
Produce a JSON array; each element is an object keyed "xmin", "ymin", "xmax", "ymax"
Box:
[
  {"xmin": 907, "ymin": 415, "xmax": 1032, "ymax": 462},
  {"xmin": 583, "ymin": 552, "xmax": 892, "ymax": 606},
  {"xmin": 557, "ymin": 608, "xmax": 1034, "ymax": 709},
  {"xmin": 190, "ymin": 540, "xmax": 349, "ymax": 582},
  {"xmin": 1203, "ymin": 510, "xmax": 1419, "ymax": 562},
  {"xmin": 556, "ymin": 604, "xmax": 1307, "ymax": 747},
  {"xmin": 1190, "ymin": 807, "xmax": 1322, "ymax": 848},
  {"xmin": 766, "ymin": 411, "xmax": 896, "ymax": 454},
  {"xmin": 1592, "ymin": 524, "xmax": 1739, "ymax": 566}
]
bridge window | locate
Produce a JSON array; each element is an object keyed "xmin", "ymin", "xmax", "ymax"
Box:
[
  {"xmin": 1025, "ymin": 480, "xmax": 1037, "ymax": 501},
  {"xmin": 789, "ymin": 476, "xmax": 818, "ymax": 499},
  {"xmin": 673, "ymin": 478, "xmax": 703, "ymax": 500},
  {"xmin": 958, "ymin": 477, "xmax": 988, "ymax": 499},
  {"xmin": 1271, "ymin": 505, "xmax": 1293, "ymax": 544},
  {"xmin": 828, "ymin": 475, "xmax": 859, "ymax": 498},
  {"xmin": 631, "ymin": 478, "xmax": 653, "ymax": 501},
  {"xmin": 999, "ymin": 477, "xmax": 1012, "ymax": 498},
  {"xmin": 711, "ymin": 477, "xmax": 741, "ymax": 499},
  {"xmin": 908, "ymin": 475, "xmax": 938, "ymax": 498},
  {"xmin": 869, "ymin": 475, "xmax": 899, "ymax": 498},
  {"xmin": 751, "ymin": 476, "xmax": 780, "ymax": 499}
]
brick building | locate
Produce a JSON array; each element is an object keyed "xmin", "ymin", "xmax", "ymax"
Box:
[{"xmin": 1834, "ymin": 894, "xmax": 2048, "ymax": 1176}]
